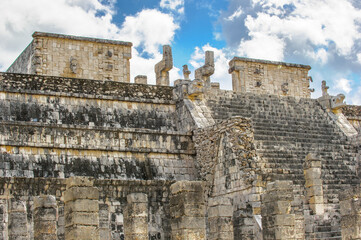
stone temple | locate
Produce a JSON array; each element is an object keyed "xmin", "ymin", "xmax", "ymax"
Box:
[{"xmin": 0, "ymin": 31, "xmax": 360, "ymax": 240}]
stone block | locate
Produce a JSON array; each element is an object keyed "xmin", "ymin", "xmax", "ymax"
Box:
[
  {"xmin": 65, "ymin": 226, "xmax": 99, "ymax": 240},
  {"xmin": 208, "ymin": 205, "xmax": 233, "ymax": 217},
  {"xmin": 170, "ymin": 181, "xmax": 204, "ymax": 195},
  {"xmin": 65, "ymin": 212, "xmax": 99, "ymax": 227},
  {"xmin": 64, "ymin": 199, "xmax": 99, "ymax": 213},
  {"xmin": 66, "ymin": 176, "xmax": 94, "ymax": 188},
  {"xmin": 64, "ymin": 187, "xmax": 99, "ymax": 202},
  {"xmin": 127, "ymin": 193, "xmax": 147, "ymax": 203}
]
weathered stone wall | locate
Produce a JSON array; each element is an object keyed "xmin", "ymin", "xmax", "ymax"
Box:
[
  {"xmin": 7, "ymin": 32, "xmax": 132, "ymax": 82},
  {"xmin": 0, "ymin": 177, "xmax": 175, "ymax": 240},
  {"xmin": 229, "ymin": 57, "xmax": 312, "ymax": 98},
  {"xmin": 0, "ymin": 72, "xmax": 197, "ymax": 181}
]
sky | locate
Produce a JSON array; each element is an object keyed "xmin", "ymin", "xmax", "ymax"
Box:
[{"xmin": 0, "ymin": 0, "xmax": 361, "ymax": 104}]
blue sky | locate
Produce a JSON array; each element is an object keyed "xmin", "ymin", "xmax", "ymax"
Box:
[{"xmin": 0, "ymin": 0, "xmax": 360, "ymax": 104}]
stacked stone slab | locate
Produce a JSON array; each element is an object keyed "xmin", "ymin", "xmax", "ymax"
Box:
[
  {"xmin": 34, "ymin": 195, "xmax": 57, "ymax": 240},
  {"xmin": 124, "ymin": 193, "xmax": 148, "ymax": 240},
  {"xmin": 339, "ymin": 184, "xmax": 361, "ymax": 240},
  {"xmin": 64, "ymin": 177, "xmax": 99, "ymax": 240},
  {"xmin": 262, "ymin": 180, "xmax": 296, "ymax": 240},
  {"xmin": 170, "ymin": 181, "xmax": 206, "ymax": 240}
]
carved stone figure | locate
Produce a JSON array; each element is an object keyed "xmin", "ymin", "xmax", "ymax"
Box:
[
  {"xmin": 195, "ymin": 51, "xmax": 214, "ymax": 87},
  {"xmin": 155, "ymin": 45, "xmax": 173, "ymax": 86},
  {"xmin": 281, "ymin": 82, "xmax": 289, "ymax": 94},
  {"xmin": 182, "ymin": 65, "xmax": 191, "ymax": 80},
  {"xmin": 321, "ymin": 80, "xmax": 329, "ymax": 97},
  {"xmin": 70, "ymin": 57, "xmax": 77, "ymax": 74}
]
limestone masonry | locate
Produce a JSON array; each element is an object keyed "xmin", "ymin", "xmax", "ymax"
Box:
[{"xmin": 1, "ymin": 32, "xmax": 361, "ymax": 239}]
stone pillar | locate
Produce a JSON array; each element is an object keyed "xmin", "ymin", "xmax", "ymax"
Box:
[
  {"xmin": 304, "ymin": 153, "xmax": 324, "ymax": 215},
  {"xmin": 64, "ymin": 177, "xmax": 99, "ymax": 240},
  {"xmin": 0, "ymin": 200, "xmax": 8, "ymax": 240},
  {"xmin": 134, "ymin": 75, "xmax": 147, "ymax": 84},
  {"xmin": 340, "ymin": 184, "xmax": 361, "ymax": 240},
  {"xmin": 34, "ymin": 195, "xmax": 57, "ymax": 240},
  {"xmin": 98, "ymin": 204, "xmax": 110, "ymax": 240},
  {"xmin": 124, "ymin": 193, "xmax": 148, "ymax": 240},
  {"xmin": 195, "ymin": 51, "xmax": 214, "ymax": 87},
  {"xmin": 208, "ymin": 197, "xmax": 234, "ymax": 240},
  {"xmin": 8, "ymin": 199, "xmax": 29, "ymax": 239},
  {"xmin": 155, "ymin": 45, "xmax": 173, "ymax": 86},
  {"xmin": 262, "ymin": 180, "xmax": 295, "ymax": 240},
  {"xmin": 170, "ymin": 181, "xmax": 206, "ymax": 240}
]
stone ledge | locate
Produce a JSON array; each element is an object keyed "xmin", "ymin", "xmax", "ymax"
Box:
[
  {"xmin": 0, "ymin": 121, "xmax": 192, "ymax": 136},
  {"xmin": 33, "ymin": 31, "xmax": 133, "ymax": 46},
  {"xmin": 0, "ymin": 72, "xmax": 175, "ymax": 104},
  {"xmin": 229, "ymin": 56, "xmax": 311, "ymax": 69}
]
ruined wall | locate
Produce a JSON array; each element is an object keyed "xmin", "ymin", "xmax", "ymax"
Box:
[
  {"xmin": 7, "ymin": 32, "xmax": 132, "ymax": 82},
  {"xmin": 194, "ymin": 117, "xmax": 262, "ymax": 239},
  {"xmin": 229, "ymin": 57, "xmax": 311, "ymax": 98}
]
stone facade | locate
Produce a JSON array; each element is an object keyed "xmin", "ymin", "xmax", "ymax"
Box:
[
  {"xmin": 0, "ymin": 32, "xmax": 360, "ymax": 239},
  {"xmin": 229, "ymin": 57, "xmax": 312, "ymax": 98},
  {"xmin": 7, "ymin": 32, "xmax": 132, "ymax": 82}
]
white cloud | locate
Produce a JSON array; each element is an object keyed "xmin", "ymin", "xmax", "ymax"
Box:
[
  {"xmin": 228, "ymin": 0, "xmax": 361, "ymax": 62},
  {"xmin": 189, "ymin": 44, "xmax": 233, "ymax": 90},
  {"xmin": 118, "ymin": 9, "xmax": 179, "ymax": 55},
  {"xmin": 237, "ymin": 32, "xmax": 285, "ymax": 61},
  {"xmin": 334, "ymin": 78, "xmax": 352, "ymax": 93},
  {"xmin": 160, "ymin": 0, "xmax": 184, "ymax": 14},
  {"xmin": 350, "ymin": 86, "xmax": 361, "ymax": 105},
  {"xmin": 306, "ymin": 48, "xmax": 329, "ymax": 65},
  {"xmin": 225, "ymin": 6, "xmax": 243, "ymax": 21},
  {"xmin": 357, "ymin": 53, "xmax": 361, "ymax": 64}
]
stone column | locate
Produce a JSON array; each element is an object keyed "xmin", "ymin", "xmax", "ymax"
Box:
[
  {"xmin": 124, "ymin": 193, "xmax": 148, "ymax": 240},
  {"xmin": 262, "ymin": 180, "xmax": 295, "ymax": 240},
  {"xmin": 98, "ymin": 204, "xmax": 111, "ymax": 240},
  {"xmin": 8, "ymin": 199, "xmax": 29, "ymax": 240},
  {"xmin": 34, "ymin": 195, "xmax": 57, "ymax": 240},
  {"xmin": 208, "ymin": 197, "xmax": 234, "ymax": 240},
  {"xmin": 64, "ymin": 177, "xmax": 99, "ymax": 240},
  {"xmin": 0, "ymin": 200, "xmax": 8, "ymax": 240},
  {"xmin": 170, "ymin": 181, "xmax": 206, "ymax": 240},
  {"xmin": 304, "ymin": 153, "xmax": 324, "ymax": 215},
  {"xmin": 340, "ymin": 184, "xmax": 361, "ymax": 240}
]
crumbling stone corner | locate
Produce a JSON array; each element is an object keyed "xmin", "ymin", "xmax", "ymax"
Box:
[
  {"xmin": 64, "ymin": 176, "xmax": 99, "ymax": 240},
  {"xmin": 339, "ymin": 184, "xmax": 361, "ymax": 240},
  {"xmin": 262, "ymin": 180, "xmax": 296, "ymax": 240},
  {"xmin": 155, "ymin": 45, "xmax": 173, "ymax": 86},
  {"xmin": 304, "ymin": 153, "xmax": 324, "ymax": 215},
  {"xmin": 124, "ymin": 193, "xmax": 148, "ymax": 240},
  {"xmin": 170, "ymin": 181, "xmax": 206, "ymax": 240},
  {"xmin": 34, "ymin": 195, "xmax": 58, "ymax": 240}
]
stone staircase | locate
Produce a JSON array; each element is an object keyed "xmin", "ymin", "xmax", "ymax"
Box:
[{"xmin": 206, "ymin": 91, "xmax": 359, "ymax": 239}]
